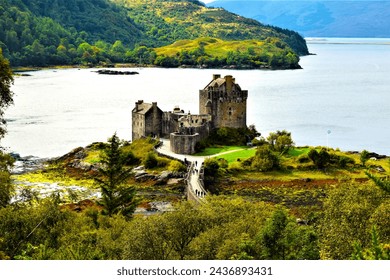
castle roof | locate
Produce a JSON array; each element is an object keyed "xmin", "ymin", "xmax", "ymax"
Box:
[
  {"xmin": 132, "ymin": 101, "xmax": 162, "ymax": 115},
  {"xmin": 133, "ymin": 103, "xmax": 152, "ymax": 114},
  {"xmin": 207, "ymin": 77, "xmax": 226, "ymax": 88},
  {"xmin": 203, "ymin": 74, "xmax": 242, "ymax": 91}
]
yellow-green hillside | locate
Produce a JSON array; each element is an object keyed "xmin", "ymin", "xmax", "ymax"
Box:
[{"xmin": 154, "ymin": 37, "xmax": 300, "ymax": 69}]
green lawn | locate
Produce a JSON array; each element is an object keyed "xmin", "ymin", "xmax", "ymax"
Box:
[
  {"xmin": 287, "ymin": 147, "xmax": 311, "ymax": 157},
  {"xmin": 216, "ymin": 149, "xmax": 256, "ymax": 163},
  {"xmin": 194, "ymin": 146, "xmax": 247, "ymax": 156}
]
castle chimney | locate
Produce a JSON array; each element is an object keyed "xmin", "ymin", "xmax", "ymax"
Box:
[
  {"xmin": 225, "ymin": 75, "xmax": 233, "ymax": 93},
  {"xmin": 213, "ymin": 74, "xmax": 221, "ymax": 80},
  {"xmin": 135, "ymin": 100, "xmax": 143, "ymax": 111}
]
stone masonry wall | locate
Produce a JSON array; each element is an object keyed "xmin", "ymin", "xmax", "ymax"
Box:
[{"xmin": 170, "ymin": 132, "xmax": 201, "ymax": 155}]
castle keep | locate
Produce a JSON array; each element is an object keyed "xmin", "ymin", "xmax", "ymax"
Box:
[{"xmin": 132, "ymin": 74, "xmax": 248, "ymax": 154}]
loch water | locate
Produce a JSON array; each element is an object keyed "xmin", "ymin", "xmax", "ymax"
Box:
[{"xmin": 3, "ymin": 38, "xmax": 390, "ymax": 158}]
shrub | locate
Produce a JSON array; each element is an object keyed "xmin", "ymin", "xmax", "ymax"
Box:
[
  {"xmin": 251, "ymin": 137, "xmax": 267, "ymax": 146},
  {"xmin": 217, "ymin": 158, "xmax": 228, "ymax": 169},
  {"xmin": 228, "ymin": 161, "xmax": 243, "ymax": 172},
  {"xmin": 195, "ymin": 141, "xmax": 207, "ymax": 153},
  {"xmin": 308, "ymin": 149, "xmax": 330, "ymax": 169},
  {"xmin": 338, "ymin": 156, "xmax": 355, "ymax": 168},
  {"xmin": 168, "ymin": 160, "xmax": 186, "ymax": 172},
  {"xmin": 156, "ymin": 156, "xmax": 169, "ymax": 168},
  {"xmin": 251, "ymin": 145, "xmax": 279, "ymax": 171},
  {"xmin": 297, "ymin": 154, "xmax": 310, "ymax": 163},
  {"xmin": 143, "ymin": 152, "xmax": 158, "ymax": 169}
]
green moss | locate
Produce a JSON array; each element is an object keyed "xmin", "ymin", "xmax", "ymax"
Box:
[
  {"xmin": 13, "ymin": 170, "xmax": 95, "ymax": 188},
  {"xmin": 83, "ymin": 150, "xmax": 101, "ymax": 164}
]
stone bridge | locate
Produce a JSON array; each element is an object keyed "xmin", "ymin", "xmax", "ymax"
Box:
[{"xmin": 155, "ymin": 139, "xmax": 208, "ymax": 202}]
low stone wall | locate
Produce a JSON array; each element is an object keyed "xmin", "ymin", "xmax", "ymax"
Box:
[{"xmin": 170, "ymin": 132, "xmax": 201, "ymax": 155}]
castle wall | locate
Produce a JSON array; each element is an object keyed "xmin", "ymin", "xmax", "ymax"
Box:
[
  {"xmin": 215, "ymin": 97, "xmax": 247, "ymax": 128},
  {"xmin": 170, "ymin": 132, "xmax": 202, "ymax": 155},
  {"xmin": 162, "ymin": 112, "xmax": 181, "ymax": 137},
  {"xmin": 132, "ymin": 101, "xmax": 163, "ymax": 140},
  {"xmin": 132, "ymin": 113, "xmax": 145, "ymax": 140},
  {"xmin": 199, "ymin": 75, "xmax": 248, "ymax": 129}
]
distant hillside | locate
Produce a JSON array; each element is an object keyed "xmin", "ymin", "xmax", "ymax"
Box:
[
  {"xmin": 0, "ymin": 0, "xmax": 308, "ymax": 67},
  {"xmin": 114, "ymin": 0, "xmax": 308, "ymax": 55},
  {"xmin": 154, "ymin": 37, "xmax": 301, "ymax": 69},
  {"xmin": 209, "ymin": 0, "xmax": 390, "ymax": 38}
]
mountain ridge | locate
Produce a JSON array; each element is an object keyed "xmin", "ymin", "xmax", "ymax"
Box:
[{"xmin": 208, "ymin": 0, "xmax": 390, "ymax": 38}]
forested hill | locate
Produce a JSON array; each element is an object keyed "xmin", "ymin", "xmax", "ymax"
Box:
[{"xmin": 0, "ymin": 0, "xmax": 308, "ymax": 67}]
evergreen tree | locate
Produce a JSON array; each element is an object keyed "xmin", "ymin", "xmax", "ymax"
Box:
[
  {"xmin": 95, "ymin": 133, "xmax": 138, "ymax": 217},
  {"xmin": 360, "ymin": 150, "xmax": 370, "ymax": 167}
]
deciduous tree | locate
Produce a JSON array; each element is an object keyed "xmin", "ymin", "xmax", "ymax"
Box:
[{"xmin": 0, "ymin": 49, "xmax": 14, "ymax": 139}]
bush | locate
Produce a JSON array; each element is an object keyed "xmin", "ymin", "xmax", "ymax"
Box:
[
  {"xmin": 251, "ymin": 137, "xmax": 267, "ymax": 146},
  {"xmin": 217, "ymin": 158, "xmax": 228, "ymax": 169},
  {"xmin": 143, "ymin": 152, "xmax": 158, "ymax": 169},
  {"xmin": 251, "ymin": 145, "xmax": 279, "ymax": 171},
  {"xmin": 297, "ymin": 154, "xmax": 310, "ymax": 163},
  {"xmin": 308, "ymin": 149, "xmax": 330, "ymax": 169},
  {"xmin": 228, "ymin": 161, "xmax": 243, "ymax": 172},
  {"xmin": 204, "ymin": 158, "xmax": 220, "ymax": 179},
  {"xmin": 156, "ymin": 156, "xmax": 169, "ymax": 168},
  {"xmin": 208, "ymin": 127, "xmax": 259, "ymax": 146},
  {"xmin": 195, "ymin": 141, "xmax": 207, "ymax": 153},
  {"xmin": 338, "ymin": 156, "xmax": 355, "ymax": 168},
  {"xmin": 168, "ymin": 160, "xmax": 186, "ymax": 172}
]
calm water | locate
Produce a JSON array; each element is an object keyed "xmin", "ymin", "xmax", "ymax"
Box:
[{"xmin": 2, "ymin": 38, "xmax": 390, "ymax": 158}]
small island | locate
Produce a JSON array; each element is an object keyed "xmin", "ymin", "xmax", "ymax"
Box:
[{"xmin": 94, "ymin": 69, "xmax": 139, "ymax": 75}]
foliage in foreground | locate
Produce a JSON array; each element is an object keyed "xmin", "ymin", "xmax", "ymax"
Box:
[
  {"xmin": 0, "ymin": 196, "xmax": 321, "ymax": 260},
  {"xmin": 319, "ymin": 182, "xmax": 390, "ymax": 259},
  {"xmin": 0, "ymin": 49, "xmax": 14, "ymax": 138},
  {"xmin": 1, "ymin": 159, "xmax": 389, "ymax": 260}
]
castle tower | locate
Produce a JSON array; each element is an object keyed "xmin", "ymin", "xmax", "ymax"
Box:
[{"xmin": 199, "ymin": 74, "xmax": 248, "ymax": 129}]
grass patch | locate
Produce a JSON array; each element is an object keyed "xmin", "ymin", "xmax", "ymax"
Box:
[
  {"xmin": 194, "ymin": 146, "xmax": 247, "ymax": 156},
  {"xmin": 83, "ymin": 149, "xmax": 101, "ymax": 164},
  {"xmin": 123, "ymin": 138, "xmax": 158, "ymax": 161},
  {"xmin": 217, "ymin": 149, "xmax": 256, "ymax": 163},
  {"xmin": 13, "ymin": 170, "xmax": 96, "ymax": 188},
  {"xmin": 287, "ymin": 147, "xmax": 311, "ymax": 157}
]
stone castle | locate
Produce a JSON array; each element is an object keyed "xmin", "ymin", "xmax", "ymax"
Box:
[{"xmin": 132, "ymin": 74, "xmax": 248, "ymax": 154}]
